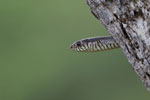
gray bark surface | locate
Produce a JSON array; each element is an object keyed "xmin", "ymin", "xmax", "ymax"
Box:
[{"xmin": 86, "ymin": 0, "xmax": 150, "ymax": 90}]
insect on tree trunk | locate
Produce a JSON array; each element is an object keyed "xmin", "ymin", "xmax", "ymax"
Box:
[{"xmin": 86, "ymin": 0, "xmax": 150, "ymax": 90}]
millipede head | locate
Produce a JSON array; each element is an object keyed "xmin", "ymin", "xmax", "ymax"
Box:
[{"xmin": 70, "ymin": 40, "xmax": 87, "ymax": 52}]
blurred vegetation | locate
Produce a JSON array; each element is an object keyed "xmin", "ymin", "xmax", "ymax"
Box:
[{"xmin": 0, "ymin": 0, "xmax": 150, "ymax": 100}]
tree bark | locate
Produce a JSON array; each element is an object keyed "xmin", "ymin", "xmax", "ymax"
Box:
[{"xmin": 86, "ymin": 0, "xmax": 150, "ymax": 90}]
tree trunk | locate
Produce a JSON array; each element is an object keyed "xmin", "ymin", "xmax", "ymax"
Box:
[{"xmin": 86, "ymin": 0, "xmax": 150, "ymax": 90}]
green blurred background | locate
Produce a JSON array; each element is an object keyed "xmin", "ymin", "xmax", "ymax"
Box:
[{"xmin": 0, "ymin": 0, "xmax": 150, "ymax": 100}]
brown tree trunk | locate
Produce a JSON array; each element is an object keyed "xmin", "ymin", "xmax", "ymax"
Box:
[{"xmin": 86, "ymin": 0, "xmax": 150, "ymax": 90}]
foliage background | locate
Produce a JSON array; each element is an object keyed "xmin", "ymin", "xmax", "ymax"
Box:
[{"xmin": 1, "ymin": 0, "xmax": 150, "ymax": 100}]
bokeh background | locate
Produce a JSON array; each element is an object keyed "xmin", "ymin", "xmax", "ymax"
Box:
[{"xmin": 1, "ymin": 0, "xmax": 150, "ymax": 100}]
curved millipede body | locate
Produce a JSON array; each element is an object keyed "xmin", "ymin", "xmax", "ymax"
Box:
[{"xmin": 70, "ymin": 36, "xmax": 120, "ymax": 52}]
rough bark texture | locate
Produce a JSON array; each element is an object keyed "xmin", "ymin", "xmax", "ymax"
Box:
[{"xmin": 86, "ymin": 0, "xmax": 150, "ymax": 90}]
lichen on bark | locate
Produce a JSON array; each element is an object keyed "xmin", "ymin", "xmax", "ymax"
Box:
[{"xmin": 86, "ymin": 0, "xmax": 150, "ymax": 90}]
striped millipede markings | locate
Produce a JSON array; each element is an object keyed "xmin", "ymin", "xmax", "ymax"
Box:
[
  {"xmin": 93, "ymin": 42, "xmax": 97, "ymax": 51},
  {"xmin": 98, "ymin": 40, "xmax": 104, "ymax": 50},
  {"xmin": 82, "ymin": 44, "xmax": 87, "ymax": 50},
  {"xmin": 96, "ymin": 41, "xmax": 101, "ymax": 50},
  {"xmin": 96, "ymin": 41, "xmax": 102, "ymax": 50},
  {"xmin": 79, "ymin": 47, "xmax": 82, "ymax": 51},
  {"xmin": 110, "ymin": 43, "xmax": 114, "ymax": 48},
  {"xmin": 106, "ymin": 44, "xmax": 111, "ymax": 49},
  {"xmin": 95, "ymin": 42, "xmax": 98, "ymax": 51},
  {"xmin": 100, "ymin": 40, "xmax": 105, "ymax": 49}
]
